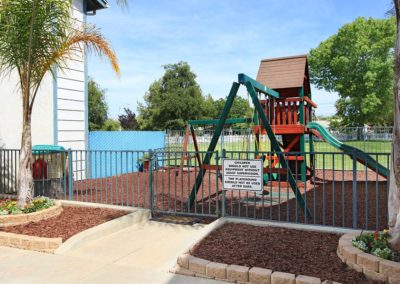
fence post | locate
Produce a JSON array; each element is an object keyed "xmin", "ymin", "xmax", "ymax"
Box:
[
  {"xmin": 352, "ymin": 150, "xmax": 358, "ymax": 229},
  {"xmin": 149, "ymin": 149, "xmax": 154, "ymax": 212},
  {"xmin": 67, "ymin": 149, "xmax": 73, "ymax": 201},
  {"xmin": 221, "ymin": 129, "xmax": 224, "ymax": 154},
  {"xmin": 221, "ymin": 149, "xmax": 226, "ymax": 217}
]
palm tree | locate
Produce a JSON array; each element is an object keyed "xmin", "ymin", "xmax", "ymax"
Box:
[
  {"xmin": 116, "ymin": 0, "xmax": 128, "ymax": 7},
  {"xmin": 389, "ymin": 0, "xmax": 400, "ymax": 250},
  {"xmin": 0, "ymin": 0, "xmax": 120, "ymax": 207}
]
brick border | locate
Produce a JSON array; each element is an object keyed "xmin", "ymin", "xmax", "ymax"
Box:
[
  {"xmin": 0, "ymin": 201, "xmax": 141, "ymax": 254},
  {"xmin": 337, "ymin": 233, "xmax": 400, "ymax": 283},
  {"xmin": 171, "ymin": 253, "xmax": 338, "ymax": 283},
  {"xmin": 0, "ymin": 231, "xmax": 62, "ymax": 253},
  {"xmin": 168, "ymin": 219, "xmax": 353, "ymax": 283},
  {"xmin": 0, "ymin": 201, "xmax": 62, "ymax": 227}
]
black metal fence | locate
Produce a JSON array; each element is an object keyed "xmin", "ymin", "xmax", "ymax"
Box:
[{"xmin": 0, "ymin": 148, "xmax": 390, "ymax": 231}]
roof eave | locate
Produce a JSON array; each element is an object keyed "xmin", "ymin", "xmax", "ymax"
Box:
[
  {"xmin": 87, "ymin": 0, "xmax": 110, "ymax": 13},
  {"xmin": 260, "ymin": 54, "xmax": 308, "ymax": 63}
]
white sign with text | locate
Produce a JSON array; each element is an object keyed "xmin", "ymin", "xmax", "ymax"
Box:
[{"xmin": 222, "ymin": 159, "xmax": 263, "ymax": 191}]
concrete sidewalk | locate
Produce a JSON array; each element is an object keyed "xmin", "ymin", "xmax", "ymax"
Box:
[{"xmin": 0, "ymin": 220, "xmax": 224, "ymax": 284}]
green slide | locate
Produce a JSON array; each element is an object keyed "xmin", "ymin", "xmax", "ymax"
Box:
[{"xmin": 307, "ymin": 122, "xmax": 389, "ymax": 178}]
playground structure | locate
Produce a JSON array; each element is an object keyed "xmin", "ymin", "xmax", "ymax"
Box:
[{"xmin": 182, "ymin": 55, "xmax": 389, "ymax": 217}]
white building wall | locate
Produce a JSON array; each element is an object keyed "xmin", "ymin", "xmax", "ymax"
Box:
[
  {"xmin": 0, "ymin": 70, "xmax": 54, "ymax": 150},
  {"xmin": 0, "ymin": 0, "xmax": 87, "ymax": 152},
  {"xmin": 56, "ymin": 1, "xmax": 87, "ymax": 151},
  {"xmin": 0, "ymin": 1, "xmax": 88, "ymax": 187}
]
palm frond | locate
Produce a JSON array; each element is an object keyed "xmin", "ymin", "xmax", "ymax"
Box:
[
  {"xmin": 116, "ymin": 0, "xmax": 128, "ymax": 8},
  {"xmin": 39, "ymin": 26, "xmax": 120, "ymax": 81}
]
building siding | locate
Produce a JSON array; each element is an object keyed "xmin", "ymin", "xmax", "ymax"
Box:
[
  {"xmin": 55, "ymin": 0, "xmax": 87, "ymax": 151},
  {"xmin": 0, "ymin": 0, "xmax": 87, "ymax": 151}
]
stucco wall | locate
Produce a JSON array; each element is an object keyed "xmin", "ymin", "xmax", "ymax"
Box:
[{"xmin": 0, "ymin": 73, "xmax": 54, "ymax": 150}]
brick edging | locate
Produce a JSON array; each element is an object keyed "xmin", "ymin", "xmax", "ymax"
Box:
[
  {"xmin": 0, "ymin": 201, "xmax": 63, "ymax": 227},
  {"xmin": 171, "ymin": 253, "xmax": 336, "ymax": 284},
  {"xmin": 0, "ymin": 231, "xmax": 62, "ymax": 253},
  {"xmin": 337, "ymin": 233, "xmax": 400, "ymax": 283}
]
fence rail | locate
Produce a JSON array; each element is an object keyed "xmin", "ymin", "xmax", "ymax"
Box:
[
  {"xmin": 165, "ymin": 126, "xmax": 393, "ymax": 154},
  {"xmin": 0, "ymin": 148, "xmax": 391, "ymax": 231}
]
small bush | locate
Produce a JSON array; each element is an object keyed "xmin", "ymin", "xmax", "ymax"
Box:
[
  {"xmin": 352, "ymin": 230, "xmax": 394, "ymax": 261},
  {"xmin": 0, "ymin": 197, "xmax": 55, "ymax": 215}
]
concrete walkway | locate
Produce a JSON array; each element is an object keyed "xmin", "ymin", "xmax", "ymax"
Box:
[{"xmin": 0, "ymin": 220, "xmax": 224, "ymax": 284}]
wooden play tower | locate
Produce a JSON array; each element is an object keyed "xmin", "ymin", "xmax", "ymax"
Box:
[
  {"xmin": 253, "ymin": 54, "xmax": 316, "ymax": 183},
  {"xmin": 186, "ymin": 54, "xmax": 317, "ymax": 218}
]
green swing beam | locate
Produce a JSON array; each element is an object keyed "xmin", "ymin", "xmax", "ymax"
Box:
[
  {"xmin": 188, "ymin": 73, "xmax": 312, "ymax": 219},
  {"xmin": 188, "ymin": 118, "xmax": 252, "ymax": 126}
]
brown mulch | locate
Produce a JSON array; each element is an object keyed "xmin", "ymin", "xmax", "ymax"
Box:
[
  {"xmin": 191, "ymin": 223, "xmax": 378, "ymax": 284},
  {"xmin": 151, "ymin": 212, "xmax": 217, "ymax": 225},
  {"xmin": 69, "ymin": 169, "xmax": 388, "ymax": 230},
  {"xmin": 0, "ymin": 206, "xmax": 129, "ymax": 241}
]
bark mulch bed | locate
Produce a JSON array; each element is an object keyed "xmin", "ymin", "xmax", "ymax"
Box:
[
  {"xmin": 0, "ymin": 206, "xmax": 129, "ymax": 241},
  {"xmin": 151, "ymin": 212, "xmax": 217, "ymax": 225},
  {"xmin": 192, "ymin": 223, "xmax": 379, "ymax": 284},
  {"xmin": 69, "ymin": 169, "xmax": 388, "ymax": 230}
]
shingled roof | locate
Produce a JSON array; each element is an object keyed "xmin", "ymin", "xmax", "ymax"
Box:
[{"xmin": 256, "ymin": 55, "xmax": 309, "ymax": 90}]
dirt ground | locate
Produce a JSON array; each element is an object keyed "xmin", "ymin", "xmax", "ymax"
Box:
[
  {"xmin": 191, "ymin": 223, "xmax": 377, "ymax": 284},
  {"xmin": 0, "ymin": 206, "xmax": 129, "ymax": 241},
  {"xmin": 71, "ymin": 168, "xmax": 388, "ymax": 230}
]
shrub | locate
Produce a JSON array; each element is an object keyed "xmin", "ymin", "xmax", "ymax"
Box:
[
  {"xmin": 0, "ymin": 197, "xmax": 55, "ymax": 215},
  {"xmin": 352, "ymin": 230, "xmax": 394, "ymax": 261}
]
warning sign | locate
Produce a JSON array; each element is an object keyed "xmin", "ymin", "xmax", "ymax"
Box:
[{"xmin": 222, "ymin": 159, "xmax": 263, "ymax": 191}]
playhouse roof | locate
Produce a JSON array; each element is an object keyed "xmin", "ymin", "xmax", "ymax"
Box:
[{"xmin": 256, "ymin": 54, "xmax": 310, "ymax": 90}]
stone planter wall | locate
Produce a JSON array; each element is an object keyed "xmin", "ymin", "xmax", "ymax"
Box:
[
  {"xmin": 171, "ymin": 253, "xmax": 338, "ymax": 284},
  {"xmin": 0, "ymin": 231, "xmax": 62, "ymax": 253},
  {"xmin": 337, "ymin": 233, "xmax": 400, "ymax": 283},
  {"xmin": 0, "ymin": 201, "xmax": 62, "ymax": 227}
]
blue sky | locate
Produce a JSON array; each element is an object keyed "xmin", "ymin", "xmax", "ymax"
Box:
[{"xmin": 87, "ymin": 0, "xmax": 391, "ymax": 119}]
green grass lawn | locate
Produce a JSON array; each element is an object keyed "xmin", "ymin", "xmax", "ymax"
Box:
[{"xmin": 164, "ymin": 140, "xmax": 390, "ymax": 171}]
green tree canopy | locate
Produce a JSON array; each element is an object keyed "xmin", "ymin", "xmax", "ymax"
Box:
[
  {"xmin": 214, "ymin": 96, "xmax": 252, "ymax": 119},
  {"xmin": 138, "ymin": 62, "xmax": 207, "ymax": 130},
  {"xmin": 309, "ymin": 17, "xmax": 395, "ymax": 126},
  {"xmin": 88, "ymin": 77, "xmax": 108, "ymax": 130},
  {"xmin": 103, "ymin": 119, "xmax": 120, "ymax": 131}
]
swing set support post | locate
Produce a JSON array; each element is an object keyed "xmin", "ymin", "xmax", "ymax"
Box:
[
  {"xmin": 188, "ymin": 82, "xmax": 240, "ymax": 207},
  {"xmin": 188, "ymin": 73, "xmax": 312, "ymax": 219}
]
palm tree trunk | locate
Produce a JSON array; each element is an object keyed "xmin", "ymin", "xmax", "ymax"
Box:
[
  {"xmin": 389, "ymin": 0, "xmax": 400, "ymax": 250},
  {"xmin": 17, "ymin": 85, "xmax": 34, "ymax": 208}
]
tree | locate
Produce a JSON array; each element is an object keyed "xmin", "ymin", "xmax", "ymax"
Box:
[
  {"xmin": 389, "ymin": 0, "xmax": 400, "ymax": 250},
  {"xmin": 309, "ymin": 17, "xmax": 395, "ymax": 126},
  {"xmin": 138, "ymin": 62, "xmax": 206, "ymax": 130},
  {"xmin": 88, "ymin": 78, "xmax": 108, "ymax": 130},
  {"xmin": 118, "ymin": 108, "xmax": 139, "ymax": 130},
  {"xmin": 214, "ymin": 96, "xmax": 252, "ymax": 119},
  {"xmin": 201, "ymin": 94, "xmax": 218, "ymax": 120},
  {"xmin": 0, "ymin": 0, "xmax": 120, "ymax": 207},
  {"xmin": 103, "ymin": 119, "xmax": 120, "ymax": 131}
]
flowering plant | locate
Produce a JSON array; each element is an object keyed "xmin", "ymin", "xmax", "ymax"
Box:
[
  {"xmin": 352, "ymin": 230, "xmax": 393, "ymax": 260},
  {"xmin": 0, "ymin": 197, "xmax": 55, "ymax": 215}
]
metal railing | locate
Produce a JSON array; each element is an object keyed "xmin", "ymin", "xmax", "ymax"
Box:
[
  {"xmin": 221, "ymin": 150, "xmax": 389, "ymax": 230},
  {"xmin": 0, "ymin": 148, "xmax": 391, "ymax": 230},
  {"xmin": 165, "ymin": 126, "xmax": 393, "ymax": 154}
]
